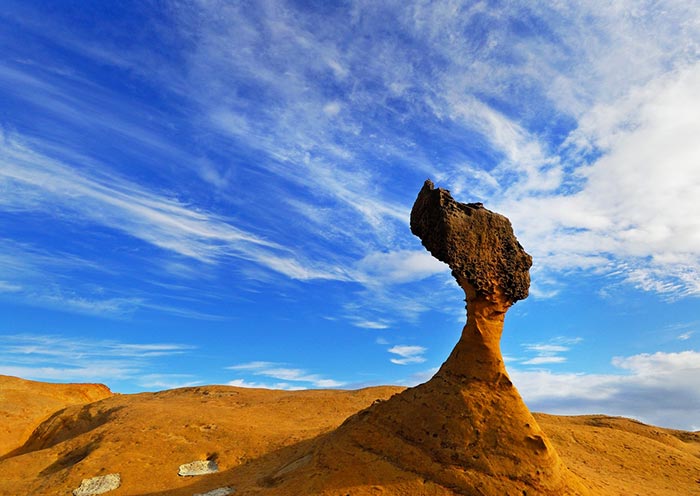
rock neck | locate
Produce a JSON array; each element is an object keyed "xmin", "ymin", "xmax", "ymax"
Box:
[{"xmin": 436, "ymin": 280, "xmax": 512, "ymax": 382}]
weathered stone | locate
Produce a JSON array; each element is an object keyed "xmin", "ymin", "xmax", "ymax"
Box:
[
  {"xmin": 178, "ymin": 459, "xmax": 219, "ymax": 477},
  {"xmin": 193, "ymin": 487, "xmax": 235, "ymax": 496},
  {"xmin": 297, "ymin": 180, "xmax": 590, "ymax": 495},
  {"xmin": 72, "ymin": 473, "xmax": 121, "ymax": 496},
  {"xmin": 410, "ymin": 179, "xmax": 532, "ymax": 304}
]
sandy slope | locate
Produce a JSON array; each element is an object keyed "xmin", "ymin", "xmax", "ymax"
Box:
[
  {"xmin": 0, "ymin": 375, "xmax": 112, "ymax": 457},
  {"xmin": 0, "ymin": 380, "xmax": 698, "ymax": 495}
]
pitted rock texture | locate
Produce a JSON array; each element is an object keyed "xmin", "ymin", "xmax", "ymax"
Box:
[
  {"xmin": 72, "ymin": 473, "xmax": 120, "ymax": 496},
  {"xmin": 193, "ymin": 487, "xmax": 236, "ymax": 496},
  {"xmin": 411, "ymin": 179, "xmax": 532, "ymax": 304},
  {"xmin": 178, "ymin": 459, "xmax": 219, "ymax": 477}
]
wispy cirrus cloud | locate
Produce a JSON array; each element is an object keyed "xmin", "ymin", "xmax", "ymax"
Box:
[
  {"xmin": 352, "ymin": 320, "xmax": 391, "ymax": 330},
  {"xmin": 355, "ymin": 250, "xmax": 449, "ymax": 286},
  {"xmin": 0, "ymin": 132, "xmax": 350, "ymax": 282},
  {"xmin": 520, "ymin": 337, "xmax": 584, "ymax": 366},
  {"xmin": 0, "ymin": 334, "xmax": 195, "ymax": 388},
  {"xmin": 0, "ymin": 281, "xmax": 22, "ymax": 293},
  {"xmin": 0, "ymin": 239, "xmax": 145, "ymax": 318},
  {"xmin": 0, "ymin": 239, "xmax": 232, "ymax": 320},
  {"xmin": 388, "ymin": 345, "xmax": 427, "ymax": 365},
  {"xmin": 226, "ymin": 361, "xmax": 344, "ymax": 389}
]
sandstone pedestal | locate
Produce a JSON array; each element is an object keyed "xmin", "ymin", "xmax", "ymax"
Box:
[{"xmin": 266, "ymin": 181, "xmax": 591, "ymax": 495}]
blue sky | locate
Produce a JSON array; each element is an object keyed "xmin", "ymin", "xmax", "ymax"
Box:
[{"xmin": 1, "ymin": 1, "xmax": 699, "ymax": 430}]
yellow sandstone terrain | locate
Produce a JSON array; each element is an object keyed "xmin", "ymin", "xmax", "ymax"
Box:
[
  {"xmin": 0, "ymin": 382, "xmax": 698, "ymax": 495},
  {"xmin": 0, "ymin": 375, "xmax": 112, "ymax": 457}
]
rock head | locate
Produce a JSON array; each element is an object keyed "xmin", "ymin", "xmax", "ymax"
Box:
[
  {"xmin": 257, "ymin": 181, "xmax": 591, "ymax": 495},
  {"xmin": 410, "ymin": 179, "xmax": 532, "ymax": 304}
]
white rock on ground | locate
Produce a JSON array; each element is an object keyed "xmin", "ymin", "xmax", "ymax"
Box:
[
  {"xmin": 72, "ymin": 473, "xmax": 121, "ymax": 496},
  {"xmin": 178, "ymin": 459, "xmax": 219, "ymax": 476},
  {"xmin": 193, "ymin": 487, "xmax": 235, "ymax": 496}
]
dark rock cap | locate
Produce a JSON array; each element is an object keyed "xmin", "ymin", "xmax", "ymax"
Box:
[{"xmin": 410, "ymin": 179, "xmax": 532, "ymax": 303}]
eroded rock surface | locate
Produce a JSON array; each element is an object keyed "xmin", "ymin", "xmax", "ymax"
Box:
[
  {"xmin": 410, "ymin": 179, "xmax": 532, "ymax": 304},
  {"xmin": 411, "ymin": 179, "xmax": 534, "ymax": 381},
  {"xmin": 72, "ymin": 473, "xmax": 120, "ymax": 496},
  {"xmin": 193, "ymin": 487, "xmax": 236, "ymax": 496},
  {"xmin": 178, "ymin": 459, "xmax": 219, "ymax": 477}
]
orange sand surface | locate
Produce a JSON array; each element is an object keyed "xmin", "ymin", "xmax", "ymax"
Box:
[
  {"xmin": 0, "ymin": 375, "xmax": 112, "ymax": 457},
  {"xmin": 0, "ymin": 377, "xmax": 698, "ymax": 495}
]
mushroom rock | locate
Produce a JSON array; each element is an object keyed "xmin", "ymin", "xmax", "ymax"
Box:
[
  {"xmin": 409, "ymin": 178, "xmax": 532, "ymax": 381},
  {"xmin": 272, "ymin": 181, "xmax": 591, "ymax": 495}
]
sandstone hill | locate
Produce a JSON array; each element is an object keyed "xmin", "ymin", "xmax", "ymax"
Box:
[
  {"xmin": 0, "ymin": 374, "xmax": 112, "ymax": 457},
  {"xmin": 1, "ymin": 182, "xmax": 699, "ymax": 495},
  {"xmin": 0, "ymin": 382, "xmax": 698, "ymax": 495}
]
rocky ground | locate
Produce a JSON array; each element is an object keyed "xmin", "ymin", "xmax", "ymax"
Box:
[{"xmin": 0, "ymin": 375, "xmax": 699, "ymax": 496}]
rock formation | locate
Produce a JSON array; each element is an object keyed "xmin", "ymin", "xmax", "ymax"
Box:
[
  {"xmin": 410, "ymin": 179, "xmax": 532, "ymax": 382},
  {"xmin": 273, "ymin": 180, "xmax": 591, "ymax": 495},
  {"xmin": 0, "ymin": 182, "xmax": 605, "ymax": 495}
]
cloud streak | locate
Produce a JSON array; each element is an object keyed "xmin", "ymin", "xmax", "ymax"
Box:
[
  {"xmin": 519, "ymin": 337, "xmax": 583, "ymax": 366},
  {"xmin": 226, "ymin": 361, "xmax": 344, "ymax": 389},
  {"xmin": 388, "ymin": 345, "xmax": 427, "ymax": 365},
  {"xmin": 0, "ymin": 334, "xmax": 195, "ymax": 389},
  {"xmin": 0, "ymin": 132, "xmax": 350, "ymax": 282}
]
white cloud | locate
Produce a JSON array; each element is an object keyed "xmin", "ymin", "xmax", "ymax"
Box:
[
  {"xmin": 388, "ymin": 345, "xmax": 427, "ymax": 365},
  {"xmin": 524, "ymin": 344, "xmax": 570, "ymax": 354},
  {"xmin": 0, "ymin": 281, "xmax": 22, "ymax": 293},
  {"xmin": 323, "ymin": 101, "xmax": 341, "ymax": 116},
  {"xmin": 340, "ymin": 257, "xmax": 460, "ymax": 328},
  {"xmin": 227, "ymin": 361, "xmax": 278, "ymax": 371},
  {"xmin": 0, "ymin": 334, "xmax": 194, "ymax": 387},
  {"xmin": 353, "ymin": 320, "xmax": 390, "ymax": 330},
  {"xmin": 177, "ymin": 2, "xmax": 413, "ymax": 241},
  {"xmin": 1, "ymin": 334, "xmax": 194, "ymax": 359},
  {"xmin": 0, "ymin": 364, "xmax": 138, "ymax": 382},
  {"xmin": 678, "ymin": 332, "xmax": 694, "ymax": 341},
  {"xmin": 449, "ymin": 97, "xmax": 562, "ymax": 196},
  {"xmin": 35, "ymin": 293, "xmax": 144, "ymax": 317},
  {"xmin": 226, "ymin": 361, "xmax": 344, "ymax": 388},
  {"xmin": 497, "ymin": 63, "xmax": 700, "ymax": 298},
  {"xmin": 511, "ymin": 350, "xmax": 700, "ymax": 430},
  {"xmin": 355, "ymin": 250, "xmax": 449, "ymax": 285},
  {"xmin": 0, "ymin": 240, "xmax": 229, "ymax": 320},
  {"xmin": 521, "ymin": 356, "xmax": 567, "ymax": 365},
  {"xmin": 519, "ymin": 337, "xmax": 582, "ymax": 366},
  {"xmin": 227, "ymin": 378, "xmax": 303, "ymax": 391},
  {"xmin": 612, "ymin": 350, "xmax": 700, "ymax": 375}
]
